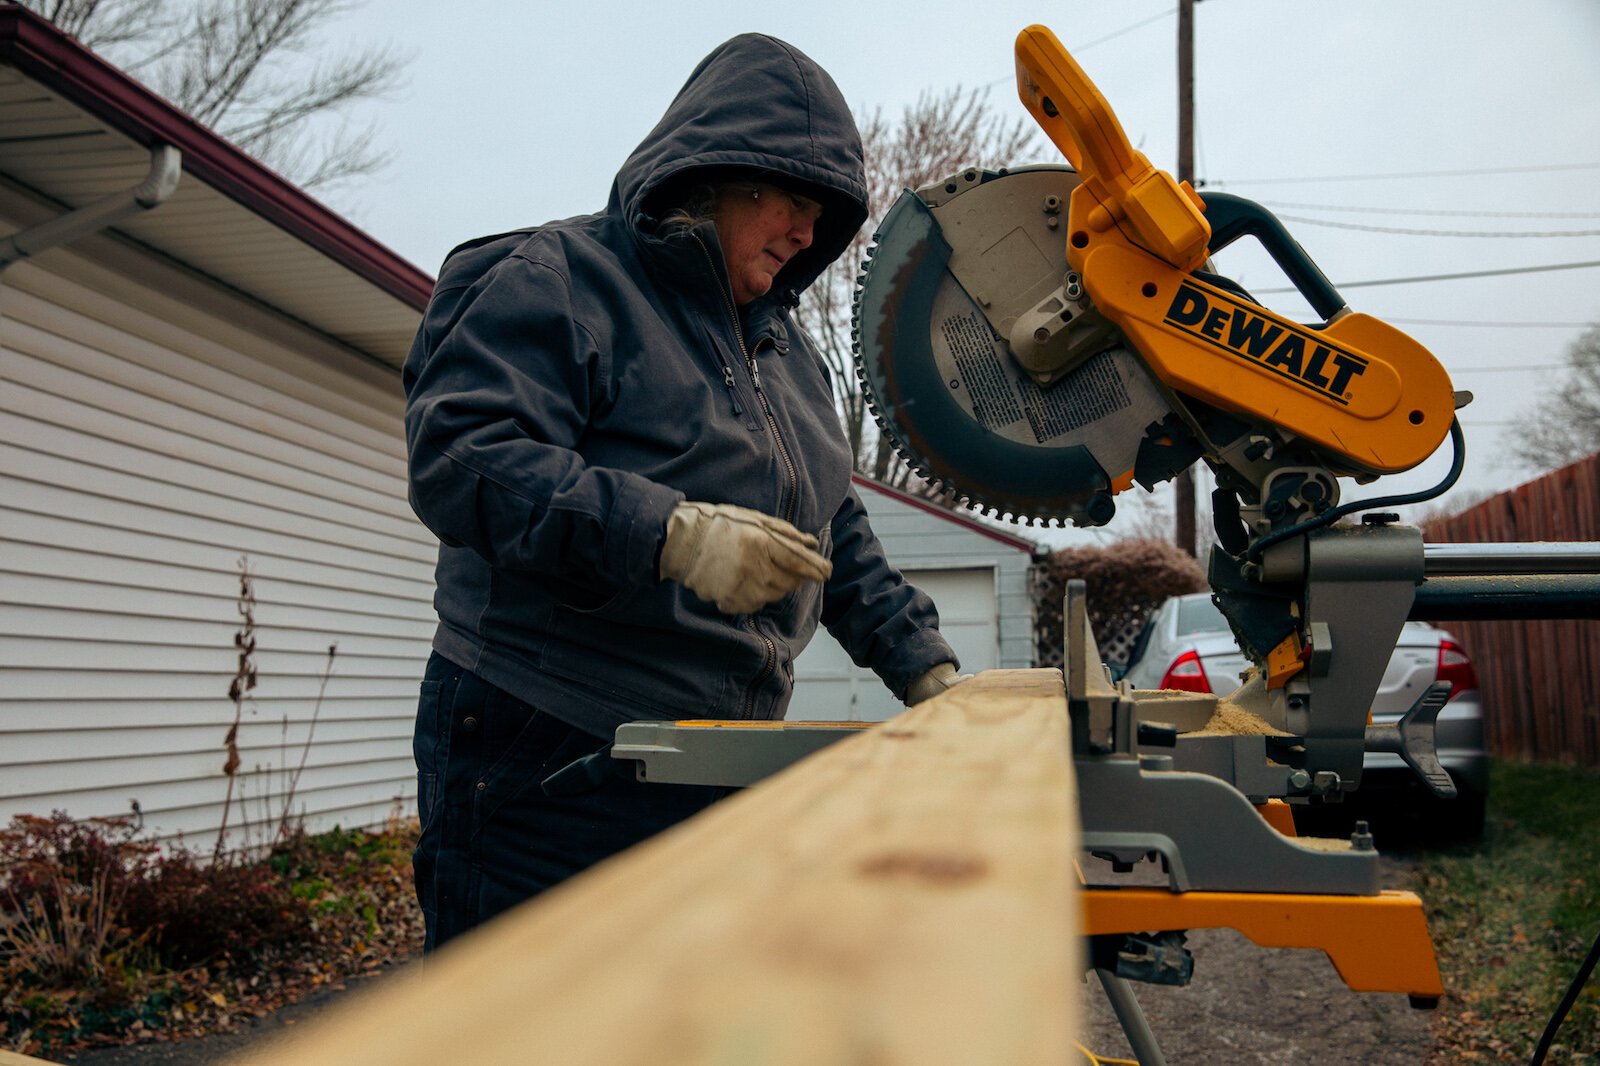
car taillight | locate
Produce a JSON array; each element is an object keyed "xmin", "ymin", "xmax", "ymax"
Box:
[
  {"xmin": 1160, "ymin": 650, "xmax": 1212, "ymax": 693},
  {"xmin": 1436, "ymin": 638, "xmax": 1479, "ymax": 699}
]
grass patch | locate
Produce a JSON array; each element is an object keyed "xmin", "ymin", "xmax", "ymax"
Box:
[{"xmin": 1415, "ymin": 760, "xmax": 1600, "ymax": 1063}]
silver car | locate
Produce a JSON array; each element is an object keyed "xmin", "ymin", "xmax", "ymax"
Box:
[{"xmin": 1121, "ymin": 592, "xmax": 1489, "ymax": 837}]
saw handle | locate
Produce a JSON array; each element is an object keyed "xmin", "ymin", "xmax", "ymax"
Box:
[
  {"xmin": 1015, "ymin": 24, "xmax": 1210, "ymax": 272},
  {"xmin": 1200, "ymin": 193, "xmax": 1347, "ymax": 322}
]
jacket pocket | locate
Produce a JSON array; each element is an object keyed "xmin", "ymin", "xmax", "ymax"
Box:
[
  {"xmin": 539, "ymin": 597, "xmax": 732, "ymax": 717},
  {"xmin": 472, "ymin": 690, "xmax": 601, "ymax": 831}
]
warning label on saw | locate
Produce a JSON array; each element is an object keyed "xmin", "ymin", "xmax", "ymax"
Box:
[
  {"xmin": 938, "ymin": 309, "xmax": 1133, "ymax": 444},
  {"xmin": 941, "ymin": 313, "xmax": 1022, "ymax": 430},
  {"xmin": 1019, "ymin": 359, "xmax": 1132, "ymax": 444}
]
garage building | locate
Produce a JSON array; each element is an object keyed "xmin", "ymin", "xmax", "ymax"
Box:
[{"xmin": 790, "ymin": 477, "xmax": 1039, "ymax": 722}]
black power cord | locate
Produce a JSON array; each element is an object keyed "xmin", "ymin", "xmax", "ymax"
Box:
[
  {"xmin": 1244, "ymin": 417, "xmax": 1466, "ymax": 561},
  {"xmin": 1529, "ymin": 925, "xmax": 1600, "ymax": 1065}
]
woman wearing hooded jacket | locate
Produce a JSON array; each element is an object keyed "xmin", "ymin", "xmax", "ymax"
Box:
[{"xmin": 403, "ymin": 34, "xmax": 962, "ymax": 951}]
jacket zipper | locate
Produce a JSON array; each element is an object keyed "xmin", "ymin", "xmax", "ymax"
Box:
[
  {"xmin": 690, "ymin": 237, "xmax": 803, "ymax": 524},
  {"xmin": 753, "ymin": 367, "xmax": 802, "ymax": 527},
  {"xmin": 692, "ymin": 234, "xmax": 789, "ymax": 720}
]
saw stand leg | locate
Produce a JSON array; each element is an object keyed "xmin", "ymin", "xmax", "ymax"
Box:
[{"xmin": 1095, "ymin": 969, "xmax": 1168, "ymax": 1065}]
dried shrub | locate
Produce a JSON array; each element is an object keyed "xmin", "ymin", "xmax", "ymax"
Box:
[
  {"xmin": 1032, "ymin": 538, "xmax": 1207, "ymax": 669},
  {"xmin": 0, "ymin": 813, "xmax": 166, "ymax": 1052},
  {"xmin": 0, "ymin": 813, "xmax": 154, "ymax": 981},
  {"xmin": 121, "ymin": 853, "xmax": 310, "ymax": 972},
  {"xmin": 0, "ymin": 811, "xmax": 421, "ymax": 1056}
]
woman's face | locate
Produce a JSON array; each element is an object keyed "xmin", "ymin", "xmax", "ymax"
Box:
[{"xmin": 713, "ymin": 183, "xmax": 824, "ymax": 306}]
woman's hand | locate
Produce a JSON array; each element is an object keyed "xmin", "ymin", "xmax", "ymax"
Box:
[
  {"xmin": 659, "ymin": 502, "xmax": 832, "ymax": 614},
  {"xmin": 903, "ymin": 662, "xmax": 972, "ymax": 706}
]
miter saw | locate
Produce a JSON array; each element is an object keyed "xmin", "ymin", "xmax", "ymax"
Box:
[
  {"xmin": 852, "ymin": 23, "xmax": 1473, "ymax": 813},
  {"xmin": 612, "ymin": 24, "xmax": 1600, "ymax": 1064}
]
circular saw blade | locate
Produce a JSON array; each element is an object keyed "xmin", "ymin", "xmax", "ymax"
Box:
[{"xmin": 852, "ymin": 167, "xmax": 1171, "ymax": 526}]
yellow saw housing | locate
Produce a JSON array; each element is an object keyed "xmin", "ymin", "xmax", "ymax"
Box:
[{"xmin": 1014, "ymin": 25, "xmax": 1455, "ymax": 476}]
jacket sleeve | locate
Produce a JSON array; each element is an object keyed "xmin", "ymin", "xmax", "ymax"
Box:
[
  {"xmin": 403, "ymin": 252, "xmax": 683, "ymax": 595},
  {"xmin": 820, "ymin": 486, "xmax": 958, "ymax": 699}
]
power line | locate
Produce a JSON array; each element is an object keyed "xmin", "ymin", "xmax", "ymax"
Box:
[
  {"xmin": 983, "ymin": 7, "xmax": 1175, "ymax": 88},
  {"xmin": 1205, "ymin": 161, "xmax": 1600, "ymax": 187},
  {"xmin": 1275, "ymin": 213, "xmax": 1600, "ymax": 238},
  {"xmin": 1448, "ymin": 363, "xmax": 1568, "ymax": 373},
  {"xmin": 1077, "ymin": 7, "xmax": 1175, "ymax": 51},
  {"xmin": 1390, "ymin": 318, "xmax": 1596, "ymax": 329},
  {"xmin": 1255, "ymin": 258, "xmax": 1600, "ymax": 293},
  {"xmin": 1258, "ymin": 199, "xmax": 1600, "ymax": 221}
]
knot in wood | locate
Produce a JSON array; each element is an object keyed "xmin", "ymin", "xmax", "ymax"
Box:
[{"xmin": 856, "ymin": 850, "xmax": 989, "ymax": 886}]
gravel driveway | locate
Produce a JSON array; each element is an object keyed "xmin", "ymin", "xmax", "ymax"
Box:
[{"xmin": 1078, "ymin": 925, "xmax": 1433, "ymax": 1063}]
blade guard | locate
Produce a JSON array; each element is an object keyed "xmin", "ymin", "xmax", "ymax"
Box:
[{"xmin": 1013, "ymin": 25, "xmax": 1456, "ymax": 476}]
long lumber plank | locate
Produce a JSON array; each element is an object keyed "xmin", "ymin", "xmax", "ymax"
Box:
[{"xmin": 232, "ymin": 669, "xmax": 1081, "ymax": 1065}]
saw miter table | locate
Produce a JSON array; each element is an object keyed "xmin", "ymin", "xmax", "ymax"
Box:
[{"xmin": 615, "ymin": 25, "xmax": 1600, "ymax": 1064}]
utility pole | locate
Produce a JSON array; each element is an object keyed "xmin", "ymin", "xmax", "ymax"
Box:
[{"xmin": 1174, "ymin": 0, "xmax": 1198, "ymax": 556}]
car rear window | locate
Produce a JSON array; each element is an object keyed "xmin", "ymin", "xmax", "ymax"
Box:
[{"xmin": 1175, "ymin": 596, "xmax": 1229, "ymax": 636}]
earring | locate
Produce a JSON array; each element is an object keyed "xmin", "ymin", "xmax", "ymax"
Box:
[{"xmin": 752, "ymin": 188, "xmax": 760, "ymax": 201}]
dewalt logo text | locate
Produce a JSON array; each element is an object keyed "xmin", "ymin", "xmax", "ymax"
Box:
[{"xmin": 1163, "ymin": 282, "xmax": 1366, "ymax": 404}]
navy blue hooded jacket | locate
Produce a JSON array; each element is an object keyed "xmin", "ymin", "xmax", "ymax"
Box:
[{"xmin": 402, "ymin": 34, "xmax": 956, "ymax": 738}]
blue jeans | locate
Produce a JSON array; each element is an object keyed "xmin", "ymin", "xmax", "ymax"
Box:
[{"xmin": 412, "ymin": 652, "xmax": 726, "ymax": 951}]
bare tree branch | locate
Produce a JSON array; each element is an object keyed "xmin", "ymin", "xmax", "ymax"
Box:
[
  {"xmin": 31, "ymin": 0, "xmax": 172, "ymax": 50},
  {"xmin": 16, "ymin": 0, "xmax": 405, "ymax": 193},
  {"xmin": 1504, "ymin": 324, "xmax": 1600, "ymax": 475},
  {"xmin": 800, "ymin": 86, "xmax": 1041, "ymax": 496}
]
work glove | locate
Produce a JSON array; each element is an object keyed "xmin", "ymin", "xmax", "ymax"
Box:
[
  {"xmin": 903, "ymin": 662, "xmax": 970, "ymax": 706},
  {"xmin": 659, "ymin": 501, "xmax": 832, "ymax": 615}
]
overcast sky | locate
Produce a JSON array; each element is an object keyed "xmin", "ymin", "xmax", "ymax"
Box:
[{"xmin": 318, "ymin": 0, "xmax": 1600, "ymax": 545}]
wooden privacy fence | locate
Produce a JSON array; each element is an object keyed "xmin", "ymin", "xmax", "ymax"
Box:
[
  {"xmin": 230, "ymin": 671, "xmax": 1082, "ymax": 1065},
  {"xmin": 1425, "ymin": 454, "xmax": 1600, "ymax": 766}
]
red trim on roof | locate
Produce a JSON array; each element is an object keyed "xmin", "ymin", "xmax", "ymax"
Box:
[
  {"xmin": 851, "ymin": 474, "xmax": 1039, "ymax": 554},
  {"xmin": 0, "ymin": 4, "xmax": 434, "ymax": 311}
]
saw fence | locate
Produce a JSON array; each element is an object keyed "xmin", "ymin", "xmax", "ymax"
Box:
[
  {"xmin": 1425, "ymin": 454, "xmax": 1600, "ymax": 766},
  {"xmin": 228, "ymin": 671, "xmax": 1083, "ymax": 1065}
]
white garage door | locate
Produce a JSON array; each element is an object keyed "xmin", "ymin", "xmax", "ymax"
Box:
[{"xmin": 788, "ymin": 567, "xmax": 998, "ymax": 722}]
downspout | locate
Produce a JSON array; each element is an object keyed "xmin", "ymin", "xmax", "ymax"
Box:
[{"xmin": 0, "ymin": 145, "xmax": 182, "ymax": 273}]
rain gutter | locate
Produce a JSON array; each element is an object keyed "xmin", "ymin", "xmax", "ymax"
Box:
[
  {"xmin": 0, "ymin": 145, "xmax": 182, "ymax": 273},
  {"xmin": 0, "ymin": 4, "xmax": 432, "ymax": 310}
]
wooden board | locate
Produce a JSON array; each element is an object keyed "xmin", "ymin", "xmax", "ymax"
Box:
[
  {"xmin": 0, "ymin": 1050, "xmax": 52, "ymax": 1066},
  {"xmin": 231, "ymin": 669, "xmax": 1081, "ymax": 1065}
]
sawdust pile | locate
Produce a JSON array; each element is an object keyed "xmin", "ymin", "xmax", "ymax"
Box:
[
  {"xmin": 1189, "ymin": 701, "xmax": 1292, "ymax": 737},
  {"xmin": 1292, "ymin": 836, "xmax": 1355, "ymax": 852}
]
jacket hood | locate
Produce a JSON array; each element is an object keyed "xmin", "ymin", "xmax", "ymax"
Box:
[{"xmin": 610, "ymin": 33, "xmax": 868, "ymax": 300}]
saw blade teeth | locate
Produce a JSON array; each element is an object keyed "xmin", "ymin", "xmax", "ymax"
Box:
[{"xmin": 847, "ymin": 179, "xmax": 1101, "ymax": 530}]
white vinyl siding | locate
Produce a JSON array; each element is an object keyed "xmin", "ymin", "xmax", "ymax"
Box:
[{"xmin": 0, "ymin": 214, "xmax": 434, "ymax": 848}]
